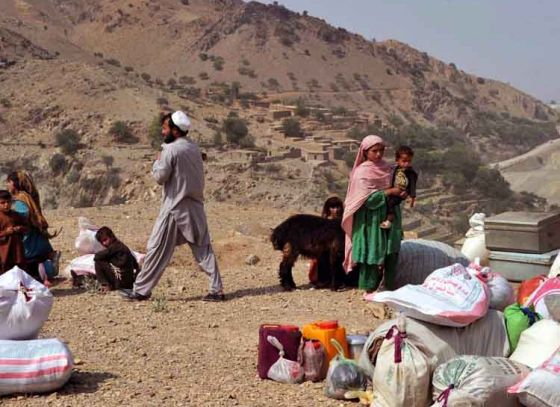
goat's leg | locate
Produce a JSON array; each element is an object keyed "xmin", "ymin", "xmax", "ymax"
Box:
[
  {"xmin": 279, "ymin": 242, "xmax": 298, "ymax": 291},
  {"xmin": 328, "ymin": 241, "xmax": 347, "ymax": 290}
]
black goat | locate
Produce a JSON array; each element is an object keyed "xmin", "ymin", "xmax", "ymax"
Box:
[{"xmin": 270, "ymin": 214, "xmax": 346, "ymax": 290}]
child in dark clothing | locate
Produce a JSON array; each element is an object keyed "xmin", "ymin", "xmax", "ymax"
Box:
[
  {"xmin": 380, "ymin": 146, "xmax": 418, "ymax": 230},
  {"xmin": 0, "ymin": 190, "xmax": 28, "ymax": 273},
  {"xmin": 93, "ymin": 226, "xmax": 139, "ymax": 292}
]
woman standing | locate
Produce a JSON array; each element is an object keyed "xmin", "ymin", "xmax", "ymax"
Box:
[
  {"xmin": 6, "ymin": 171, "xmax": 59, "ymax": 283},
  {"xmin": 342, "ymin": 136, "xmax": 406, "ymax": 292}
]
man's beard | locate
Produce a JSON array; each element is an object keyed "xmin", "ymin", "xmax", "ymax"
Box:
[{"xmin": 163, "ymin": 134, "xmax": 175, "ymax": 144}]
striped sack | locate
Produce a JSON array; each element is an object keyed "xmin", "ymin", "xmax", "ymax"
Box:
[{"xmin": 0, "ymin": 338, "xmax": 74, "ymax": 395}]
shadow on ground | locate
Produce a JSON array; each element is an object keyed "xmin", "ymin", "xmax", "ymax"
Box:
[{"xmin": 60, "ymin": 370, "xmax": 117, "ymax": 395}]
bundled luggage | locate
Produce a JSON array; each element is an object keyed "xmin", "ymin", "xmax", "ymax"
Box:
[
  {"xmin": 371, "ymin": 319, "xmax": 430, "ymax": 407},
  {"xmin": 432, "ymin": 356, "xmax": 530, "ymax": 407},
  {"xmin": 509, "ymin": 346, "xmax": 560, "ymax": 407},
  {"xmin": 0, "ymin": 267, "xmax": 53, "ymax": 340},
  {"xmin": 0, "ymin": 338, "xmax": 73, "ymax": 396},
  {"xmin": 367, "ymin": 263, "xmax": 490, "ymax": 327}
]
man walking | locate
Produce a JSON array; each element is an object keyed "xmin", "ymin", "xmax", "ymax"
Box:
[{"xmin": 121, "ymin": 111, "xmax": 225, "ymax": 301}]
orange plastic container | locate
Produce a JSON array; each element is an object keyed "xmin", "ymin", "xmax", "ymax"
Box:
[{"xmin": 302, "ymin": 320, "xmax": 349, "ymax": 363}]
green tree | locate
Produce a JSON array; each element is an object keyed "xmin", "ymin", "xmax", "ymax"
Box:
[
  {"xmin": 148, "ymin": 115, "xmax": 162, "ymax": 149},
  {"xmin": 222, "ymin": 114, "xmax": 249, "ymax": 144},
  {"xmin": 55, "ymin": 129, "xmax": 82, "ymax": 155},
  {"xmin": 282, "ymin": 118, "xmax": 302, "ymax": 138},
  {"xmin": 109, "ymin": 121, "xmax": 138, "ymax": 143},
  {"xmin": 294, "ymin": 98, "xmax": 309, "ymax": 117}
]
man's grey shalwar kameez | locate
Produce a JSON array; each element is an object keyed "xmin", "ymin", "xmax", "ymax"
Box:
[{"xmin": 134, "ymin": 138, "xmax": 223, "ymax": 296}]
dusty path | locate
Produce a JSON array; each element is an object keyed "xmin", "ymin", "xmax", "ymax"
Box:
[{"xmin": 3, "ymin": 202, "xmax": 386, "ymax": 406}]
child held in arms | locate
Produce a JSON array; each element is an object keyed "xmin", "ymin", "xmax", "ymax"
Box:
[
  {"xmin": 380, "ymin": 145, "xmax": 418, "ymax": 229},
  {"xmin": 93, "ymin": 227, "xmax": 139, "ymax": 293},
  {"xmin": 0, "ymin": 190, "xmax": 28, "ymax": 273}
]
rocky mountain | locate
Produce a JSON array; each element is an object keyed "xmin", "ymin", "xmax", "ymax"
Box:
[{"xmin": 0, "ymin": 0, "xmax": 558, "ymax": 224}]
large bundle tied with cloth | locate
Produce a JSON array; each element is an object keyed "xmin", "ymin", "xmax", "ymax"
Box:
[
  {"xmin": 0, "ymin": 267, "xmax": 53, "ymax": 340},
  {"xmin": 431, "ymin": 356, "xmax": 530, "ymax": 407}
]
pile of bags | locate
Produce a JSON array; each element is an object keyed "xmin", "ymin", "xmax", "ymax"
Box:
[
  {"xmin": 0, "ymin": 266, "xmax": 74, "ymax": 395},
  {"xmin": 359, "ymin": 259, "xmax": 560, "ymax": 406},
  {"xmin": 257, "ymin": 240, "xmax": 560, "ymax": 406},
  {"xmin": 63, "ymin": 217, "xmax": 145, "ymax": 278}
]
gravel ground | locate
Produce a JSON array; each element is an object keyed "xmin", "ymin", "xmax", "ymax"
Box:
[{"xmin": 2, "ymin": 201, "xmax": 389, "ymax": 406}]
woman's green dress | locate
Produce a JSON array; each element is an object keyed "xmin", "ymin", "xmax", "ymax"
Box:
[{"xmin": 351, "ymin": 191, "xmax": 402, "ymax": 291}]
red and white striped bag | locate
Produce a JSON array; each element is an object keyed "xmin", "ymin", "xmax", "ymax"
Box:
[{"xmin": 0, "ymin": 338, "xmax": 74, "ymax": 395}]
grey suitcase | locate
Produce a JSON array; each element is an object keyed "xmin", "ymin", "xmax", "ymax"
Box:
[{"xmin": 485, "ymin": 211, "xmax": 560, "ymax": 254}]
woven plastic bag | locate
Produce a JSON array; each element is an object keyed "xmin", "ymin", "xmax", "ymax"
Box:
[
  {"xmin": 0, "ymin": 267, "xmax": 53, "ymax": 340},
  {"xmin": 372, "ymin": 317, "xmax": 430, "ymax": 407},
  {"xmin": 325, "ymin": 339, "xmax": 368, "ymax": 400},
  {"xmin": 0, "ymin": 338, "xmax": 74, "ymax": 395},
  {"xmin": 266, "ymin": 335, "xmax": 303, "ymax": 384},
  {"xmin": 432, "ymin": 356, "xmax": 530, "ymax": 407},
  {"xmin": 367, "ymin": 263, "xmax": 489, "ymax": 327}
]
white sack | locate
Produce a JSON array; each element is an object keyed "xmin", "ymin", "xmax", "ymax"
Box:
[
  {"xmin": 358, "ymin": 310, "xmax": 509, "ymax": 378},
  {"xmin": 461, "ymin": 213, "xmax": 490, "ymax": 265},
  {"xmin": 509, "ymin": 319, "xmax": 560, "ymax": 369},
  {"xmin": 508, "ymin": 346, "xmax": 560, "ymax": 407},
  {"xmin": 0, "ymin": 267, "xmax": 54, "ymax": 340},
  {"xmin": 74, "ymin": 217, "xmax": 104, "ymax": 254},
  {"xmin": 372, "ymin": 317, "xmax": 430, "ymax": 407},
  {"xmin": 0, "ymin": 338, "xmax": 73, "ymax": 395},
  {"xmin": 367, "ymin": 263, "xmax": 490, "ymax": 327},
  {"xmin": 62, "ymin": 251, "xmax": 146, "ymax": 278},
  {"xmin": 432, "ymin": 356, "xmax": 529, "ymax": 407}
]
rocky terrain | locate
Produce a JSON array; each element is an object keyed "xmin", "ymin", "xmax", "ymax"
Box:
[
  {"xmin": 0, "ymin": 1, "xmax": 558, "ymax": 404},
  {"xmin": 2, "ymin": 201, "xmax": 391, "ymax": 406}
]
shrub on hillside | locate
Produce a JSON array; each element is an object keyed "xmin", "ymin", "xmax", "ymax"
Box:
[
  {"xmin": 212, "ymin": 56, "xmax": 224, "ymax": 71},
  {"xmin": 282, "ymin": 118, "xmax": 302, "ymax": 138},
  {"xmin": 0, "ymin": 98, "xmax": 11, "ymax": 108},
  {"xmin": 167, "ymin": 78, "xmax": 177, "ymax": 88},
  {"xmin": 294, "ymin": 99, "xmax": 309, "ymax": 117},
  {"xmin": 105, "ymin": 58, "xmax": 121, "ymax": 67},
  {"xmin": 199, "ymin": 72, "xmax": 209, "ymax": 80},
  {"xmin": 101, "ymin": 155, "xmax": 114, "ymax": 168},
  {"xmin": 212, "ymin": 131, "xmax": 223, "ymax": 146},
  {"xmin": 222, "ymin": 114, "xmax": 249, "ymax": 144},
  {"xmin": 141, "ymin": 73, "xmax": 151, "ymax": 82},
  {"xmin": 109, "ymin": 121, "xmax": 139, "ymax": 143},
  {"xmin": 49, "ymin": 153, "xmax": 67, "ymax": 175},
  {"xmin": 55, "ymin": 129, "xmax": 82, "ymax": 155},
  {"xmin": 238, "ymin": 66, "xmax": 257, "ymax": 78},
  {"xmin": 148, "ymin": 115, "xmax": 162, "ymax": 149},
  {"xmin": 179, "ymin": 75, "xmax": 196, "ymax": 85}
]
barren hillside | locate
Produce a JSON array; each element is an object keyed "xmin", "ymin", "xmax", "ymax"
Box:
[{"xmin": 0, "ymin": 0, "xmax": 558, "ymax": 234}]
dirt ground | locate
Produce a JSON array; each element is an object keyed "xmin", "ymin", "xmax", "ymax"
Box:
[{"xmin": 2, "ymin": 201, "xmax": 389, "ymax": 406}]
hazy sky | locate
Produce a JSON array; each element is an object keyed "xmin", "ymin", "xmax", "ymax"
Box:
[{"xmin": 257, "ymin": 0, "xmax": 560, "ymax": 103}]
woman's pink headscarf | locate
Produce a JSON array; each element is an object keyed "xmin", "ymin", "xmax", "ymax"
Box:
[{"xmin": 342, "ymin": 135, "xmax": 391, "ymax": 272}]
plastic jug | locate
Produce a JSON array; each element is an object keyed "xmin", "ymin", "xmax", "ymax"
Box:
[
  {"xmin": 257, "ymin": 324, "xmax": 301, "ymax": 379},
  {"xmin": 302, "ymin": 321, "xmax": 348, "ymax": 363}
]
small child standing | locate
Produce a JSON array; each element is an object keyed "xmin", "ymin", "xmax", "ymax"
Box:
[
  {"xmin": 380, "ymin": 146, "xmax": 418, "ymax": 229},
  {"xmin": 93, "ymin": 227, "xmax": 139, "ymax": 292},
  {"xmin": 0, "ymin": 190, "xmax": 28, "ymax": 273}
]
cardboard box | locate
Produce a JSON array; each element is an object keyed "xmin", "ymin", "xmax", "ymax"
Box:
[{"xmin": 485, "ymin": 211, "xmax": 560, "ymax": 253}]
